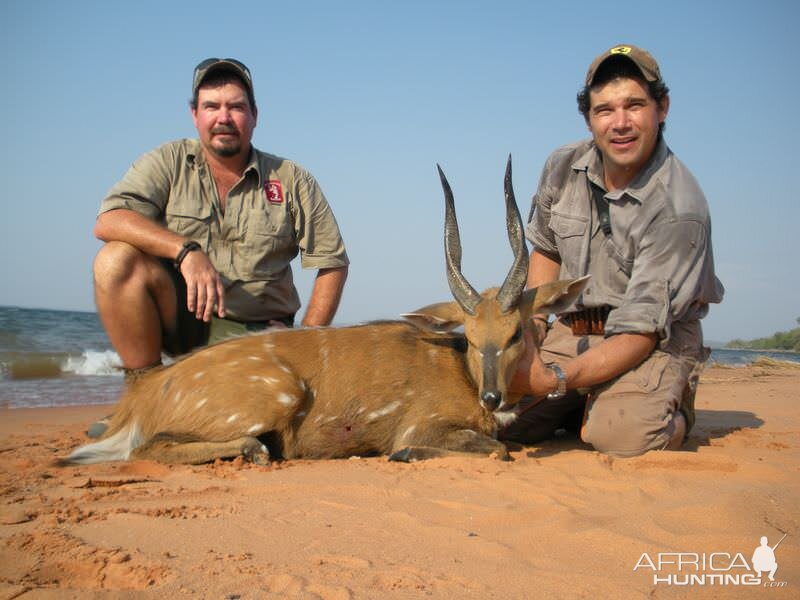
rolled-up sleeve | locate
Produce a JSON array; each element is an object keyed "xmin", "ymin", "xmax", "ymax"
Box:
[
  {"xmin": 293, "ymin": 173, "xmax": 349, "ymax": 270},
  {"xmin": 99, "ymin": 146, "xmax": 174, "ymax": 220},
  {"xmin": 525, "ymin": 155, "xmax": 560, "ymax": 259},
  {"xmin": 606, "ymin": 218, "xmax": 709, "ymax": 343}
]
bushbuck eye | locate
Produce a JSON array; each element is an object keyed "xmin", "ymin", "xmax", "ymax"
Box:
[{"xmin": 509, "ymin": 326, "xmax": 523, "ymax": 345}]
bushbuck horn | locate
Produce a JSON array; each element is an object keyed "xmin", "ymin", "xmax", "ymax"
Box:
[
  {"xmin": 438, "ymin": 164, "xmax": 481, "ymax": 315},
  {"xmin": 496, "ymin": 155, "xmax": 529, "ymax": 313}
]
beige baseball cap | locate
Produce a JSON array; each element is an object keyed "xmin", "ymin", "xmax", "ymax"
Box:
[
  {"xmin": 585, "ymin": 44, "xmax": 661, "ymax": 86},
  {"xmin": 192, "ymin": 58, "xmax": 254, "ymax": 99}
]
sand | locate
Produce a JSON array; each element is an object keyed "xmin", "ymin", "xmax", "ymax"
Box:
[{"xmin": 0, "ymin": 362, "xmax": 798, "ymax": 599}]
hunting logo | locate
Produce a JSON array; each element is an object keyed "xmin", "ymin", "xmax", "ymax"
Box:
[{"xmin": 633, "ymin": 534, "xmax": 788, "ymax": 588}]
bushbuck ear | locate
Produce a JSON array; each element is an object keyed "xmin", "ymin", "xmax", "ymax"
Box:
[
  {"xmin": 401, "ymin": 301, "xmax": 465, "ymax": 333},
  {"xmin": 521, "ymin": 275, "xmax": 591, "ymax": 315}
]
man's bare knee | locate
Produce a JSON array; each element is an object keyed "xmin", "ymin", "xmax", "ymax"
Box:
[
  {"xmin": 94, "ymin": 242, "xmax": 147, "ymax": 287},
  {"xmin": 93, "ymin": 242, "xmax": 168, "ymax": 292}
]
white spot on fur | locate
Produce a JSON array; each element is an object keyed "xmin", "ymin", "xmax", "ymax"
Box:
[
  {"xmin": 193, "ymin": 371, "xmax": 205, "ymax": 380},
  {"xmin": 428, "ymin": 412, "xmax": 439, "ymax": 419},
  {"xmin": 401, "ymin": 425, "xmax": 417, "ymax": 442},
  {"xmin": 227, "ymin": 414, "xmax": 239, "ymax": 423},
  {"xmin": 196, "ymin": 398, "xmax": 208, "ymax": 409},
  {"xmin": 247, "ymin": 423, "xmax": 263, "ymax": 434},
  {"xmin": 495, "ymin": 349, "xmax": 503, "ymax": 357},
  {"xmin": 367, "ymin": 401, "xmax": 401, "ymax": 421},
  {"xmin": 277, "ymin": 393, "xmax": 297, "ymax": 406},
  {"xmin": 279, "ymin": 365, "xmax": 291, "ymax": 374},
  {"xmin": 250, "ymin": 375, "xmax": 279, "ymax": 385},
  {"xmin": 314, "ymin": 414, "xmax": 326, "ymax": 423},
  {"xmin": 295, "ymin": 411, "xmax": 307, "ymax": 417},
  {"xmin": 248, "ymin": 356, "xmax": 262, "ymax": 361},
  {"xmin": 263, "ymin": 342, "xmax": 275, "ymax": 350},
  {"xmin": 229, "ymin": 361, "xmax": 239, "ymax": 367},
  {"xmin": 356, "ymin": 407, "xmax": 366, "ymax": 415}
]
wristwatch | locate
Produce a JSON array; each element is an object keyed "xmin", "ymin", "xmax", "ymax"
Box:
[{"xmin": 545, "ymin": 362, "xmax": 567, "ymax": 400}]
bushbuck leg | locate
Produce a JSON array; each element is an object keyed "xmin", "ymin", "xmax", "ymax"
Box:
[{"xmin": 131, "ymin": 433, "xmax": 271, "ymax": 465}]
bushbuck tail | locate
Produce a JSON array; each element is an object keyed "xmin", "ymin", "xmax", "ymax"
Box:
[{"xmin": 61, "ymin": 158, "xmax": 587, "ymax": 465}]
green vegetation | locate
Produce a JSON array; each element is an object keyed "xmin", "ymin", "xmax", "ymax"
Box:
[{"xmin": 726, "ymin": 318, "xmax": 800, "ymax": 352}]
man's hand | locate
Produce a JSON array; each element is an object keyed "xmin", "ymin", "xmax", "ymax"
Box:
[
  {"xmin": 178, "ymin": 250, "xmax": 226, "ymax": 322},
  {"xmin": 511, "ymin": 328, "xmax": 556, "ymax": 398}
]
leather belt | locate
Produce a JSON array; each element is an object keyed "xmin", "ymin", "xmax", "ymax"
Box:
[{"xmin": 562, "ymin": 306, "xmax": 611, "ymax": 336}]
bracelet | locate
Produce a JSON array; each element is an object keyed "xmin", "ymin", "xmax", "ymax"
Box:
[
  {"xmin": 544, "ymin": 362, "xmax": 567, "ymax": 401},
  {"xmin": 174, "ymin": 240, "xmax": 201, "ymax": 270}
]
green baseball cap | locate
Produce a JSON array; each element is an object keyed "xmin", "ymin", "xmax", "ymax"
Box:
[
  {"xmin": 585, "ymin": 44, "xmax": 662, "ymax": 86},
  {"xmin": 192, "ymin": 57, "xmax": 254, "ymax": 99}
]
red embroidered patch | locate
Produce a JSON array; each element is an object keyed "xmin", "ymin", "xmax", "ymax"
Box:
[{"xmin": 265, "ymin": 180, "xmax": 284, "ymax": 204}]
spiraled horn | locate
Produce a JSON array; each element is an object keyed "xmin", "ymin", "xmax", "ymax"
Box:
[
  {"xmin": 496, "ymin": 155, "xmax": 530, "ymax": 313},
  {"xmin": 437, "ymin": 164, "xmax": 481, "ymax": 315}
]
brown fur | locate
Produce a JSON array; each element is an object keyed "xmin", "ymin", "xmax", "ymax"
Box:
[{"xmin": 61, "ymin": 280, "xmax": 586, "ymax": 465}]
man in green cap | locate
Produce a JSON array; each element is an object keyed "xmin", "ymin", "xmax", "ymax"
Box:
[
  {"xmin": 93, "ymin": 57, "xmax": 349, "ymax": 383},
  {"xmin": 503, "ymin": 45, "xmax": 724, "ymax": 456}
]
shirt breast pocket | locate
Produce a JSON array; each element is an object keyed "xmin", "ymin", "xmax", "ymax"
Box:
[
  {"xmin": 549, "ymin": 212, "xmax": 588, "ymax": 254},
  {"xmin": 239, "ymin": 207, "xmax": 296, "ymax": 279},
  {"xmin": 165, "ymin": 199, "xmax": 211, "ymax": 240}
]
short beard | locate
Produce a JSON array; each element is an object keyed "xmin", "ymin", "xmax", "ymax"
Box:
[{"xmin": 210, "ymin": 142, "xmax": 241, "ymax": 158}]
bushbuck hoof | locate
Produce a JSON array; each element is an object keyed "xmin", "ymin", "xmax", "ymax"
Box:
[
  {"xmin": 388, "ymin": 447, "xmax": 413, "ymax": 462},
  {"xmin": 241, "ymin": 438, "xmax": 270, "ymax": 465},
  {"xmin": 445, "ymin": 429, "xmax": 511, "ymax": 460}
]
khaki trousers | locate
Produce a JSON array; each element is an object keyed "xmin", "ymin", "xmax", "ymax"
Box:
[{"xmin": 500, "ymin": 319, "xmax": 707, "ymax": 457}]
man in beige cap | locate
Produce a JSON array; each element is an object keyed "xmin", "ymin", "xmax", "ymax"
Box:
[
  {"xmin": 503, "ymin": 45, "xmax": 724, "ymax": 456},
  {"xmin": 93, "ymin": 57, "xmax": 349, "ymax": 386}
]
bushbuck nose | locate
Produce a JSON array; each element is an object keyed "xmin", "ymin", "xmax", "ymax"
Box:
[{"xmin": 481, "ymin": 390, "xmax": 502, "ymax": 411}]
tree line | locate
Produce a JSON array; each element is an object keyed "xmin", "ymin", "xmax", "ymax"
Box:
[{"xmin": 726, "ymin": 317, "xmax": 800, "ymax": 352}]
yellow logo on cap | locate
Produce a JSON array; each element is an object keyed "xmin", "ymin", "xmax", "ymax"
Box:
[{"xmin": 610, "ymin": 46, "xmax": 632, "ymax": 55}]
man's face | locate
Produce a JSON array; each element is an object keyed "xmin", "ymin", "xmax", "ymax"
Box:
[
  {"xmin": 587, "ymin": 76, "xmax": 668, "ymax": 188},
  {"xmin": 191, "ymin": 79, "xmax": 257, "ymax": 159}
]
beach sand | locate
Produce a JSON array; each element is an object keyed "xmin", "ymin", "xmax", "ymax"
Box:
[{"xmin": 1, "ymin": 362, "xmax": 798, "ymax": 599}]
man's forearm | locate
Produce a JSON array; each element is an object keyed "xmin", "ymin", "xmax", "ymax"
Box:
[
  {"xmin": 95, "ymin": 209, "xmax": 186, "ymax": 260},
  {"xmin": 301, "ymin": 266, "xmax": 348, "ymax": 327}
]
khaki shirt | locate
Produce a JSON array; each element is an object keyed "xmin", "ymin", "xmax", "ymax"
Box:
[
  {"xmin": 526, "ymin": 138, "xmax": 724, "ymax": 349},
  {"xmin": 100, "ymin": 139, "xmax": 349, "ymax": 321}
]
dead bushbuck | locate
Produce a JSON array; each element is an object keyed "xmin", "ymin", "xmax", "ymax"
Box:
[{"xmin": 61, "ymin": 158, "xmax": 587, "ymax": 465}]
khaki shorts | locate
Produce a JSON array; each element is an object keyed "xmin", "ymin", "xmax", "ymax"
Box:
[{"xmin": 499, "ymin": 319, "xmax": 707, "ymax": 457}]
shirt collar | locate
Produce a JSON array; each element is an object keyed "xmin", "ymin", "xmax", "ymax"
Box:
[
  {"xmin": 571, "ymin": 137, "xmax": 671, "ymax": 202},
  {"xmin": 186, "ymin": 139, "xmax": 262, "ymax": 183}
]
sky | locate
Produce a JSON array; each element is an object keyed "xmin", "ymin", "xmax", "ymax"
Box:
[{"xmin": 1, "ymin": 0, "xmax": 798, "ymax": 344}]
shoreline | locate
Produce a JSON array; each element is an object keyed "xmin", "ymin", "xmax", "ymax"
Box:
[{"xmin": 0, "ymin": 363, "xmax": 798, "ymax": 598}]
